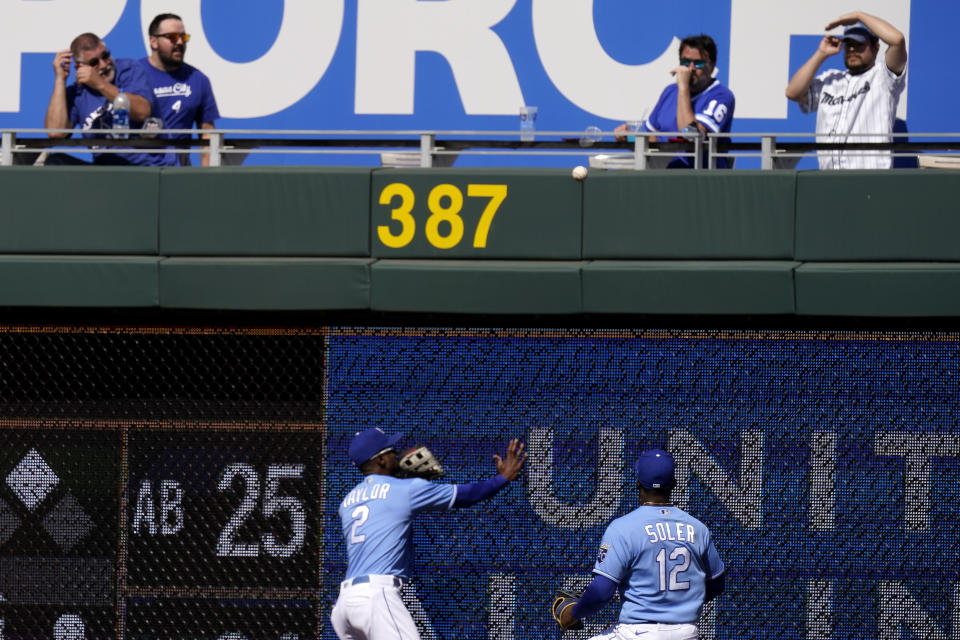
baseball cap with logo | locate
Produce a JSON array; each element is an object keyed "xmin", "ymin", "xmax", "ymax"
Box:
[
  {"xmin": 841, "ymin": 21, "xmax": 877, "ymax": 43},
  {"xmin": 635, "ymin": 448, "xmax": 676, "ymax": 490},
  {"xmin": 348, "ymin": 427, "xmax": 404, "ymax": 466}
]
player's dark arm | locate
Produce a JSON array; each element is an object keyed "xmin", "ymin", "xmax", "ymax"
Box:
[
  {"xmin": 453, "ymin": 474, "xmax": 507, "ymax": 507},
  {"xmin": 453, "ymin": 438, "xmax": 526, "ymax": 507},
  {"xmin": 705, "ymin": 571, "xmax": 726, "ymax": 602},
  {"xmin": 568, "ymin": 574, "xmax": 618, "ymax": 621}
]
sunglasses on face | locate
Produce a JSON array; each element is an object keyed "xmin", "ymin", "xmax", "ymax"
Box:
[
  {"xmin": 77, "ymin": 50, "xmax": 111, "ymax": 67},
  {"xmin": 156, "ymin": 33, "xmax": 191, "ymax": 44},
  {"xmin": 679, "ymin": 58, "xmax": 707, "ymax": 69}
]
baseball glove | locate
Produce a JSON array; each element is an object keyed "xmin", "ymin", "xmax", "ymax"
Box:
[
  {"xmin": 551, "ymin": 589, "xmax": 583, "ymax": 631},
  {"xmin": 398, "ymin": 445, "xmax": 445, "ymax": 480}
]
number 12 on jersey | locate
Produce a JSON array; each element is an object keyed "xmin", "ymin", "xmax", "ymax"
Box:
[{"xmin": 656, "ymin": 547, "xmax": 691, "ymax": 591}]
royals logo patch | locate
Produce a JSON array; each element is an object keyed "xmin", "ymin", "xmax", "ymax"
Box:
[{"xmin": 597, "ymin": 543, "xmax": 609, "ymax": 564}]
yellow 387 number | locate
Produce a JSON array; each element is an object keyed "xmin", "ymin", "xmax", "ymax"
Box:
[{"xmin": 377, "ymin": 183, "xmax": 508, "ymax": 250}]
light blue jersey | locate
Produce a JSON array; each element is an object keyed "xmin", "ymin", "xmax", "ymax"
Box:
[
  {"xmin": 592, "ymin": 505, "xmax": 724, "ymax": 624},
  {"xmin": 338, "ymin": 474, "xmax": 456, "ymax": 579}
]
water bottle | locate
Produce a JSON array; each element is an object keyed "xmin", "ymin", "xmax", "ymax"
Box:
[{"xmin": 112, "ymin": 92, "xmax": 130, "ymax": 139}]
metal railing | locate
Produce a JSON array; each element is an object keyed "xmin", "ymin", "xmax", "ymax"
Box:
[{"xmin": 3, "ymin": 128, "xmax": 960, "ymax": 169}]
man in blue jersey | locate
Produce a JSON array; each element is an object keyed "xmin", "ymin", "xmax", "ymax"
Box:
[
  {"xmin": 135, "ymin": 13, "xmax": 220, "ymax": 166},
  {"xmin": 332, "ymin": 428, "xmax": 526, "ymax": 640},
  {"xmin": 553, "ymin": 449, "xmax": 725, "ymax": 640},
  {"xmin": 616, "ymin": 35, "xmax": 735, "ymax": 169},
  {"xmin": 44, "ymin": 33, "xmax": 153, "ymax": 165}
]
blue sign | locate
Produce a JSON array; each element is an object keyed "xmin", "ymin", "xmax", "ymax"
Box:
[{"xmin": 0, "ymin": 1, "xmax": 951, "ymax": 168}]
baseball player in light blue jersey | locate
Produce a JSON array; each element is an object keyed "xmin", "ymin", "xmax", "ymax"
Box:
[
  {"xmin": 553, "ymin": 449, "xmax": 725, "ymax": 640},
  {"xmin": 332, "ymin": 428, "xmax": 526, "ymax": 640}
]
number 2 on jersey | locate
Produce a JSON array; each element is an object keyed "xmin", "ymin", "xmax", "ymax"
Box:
[
  {"xmin": 656, "ymin": 547, "xmax": 691, "ymax": 591},
  {"xmin": 349, "ymin": 505, "xmax": 369, "ymax": 544}
]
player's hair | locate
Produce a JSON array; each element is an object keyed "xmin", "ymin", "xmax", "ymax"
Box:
[
  {"xmin": 679, "ymin": 34, "xmax": 717, "ymax": 65},
  {"xmin": 70, "ymin": 33, "xmax": 101, "ymax": 58},
  {"xmin": 149, "ymin": 13, "xmax": 184, "ymax": 36}
]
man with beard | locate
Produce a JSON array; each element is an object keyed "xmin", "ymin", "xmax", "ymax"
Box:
[
  {"xmin": 44, "ymin": 33, "xmax": 153, "ymax": 165},
  {"xmin": 615, "ymin": 34, "xmax": 735, "ymax": 169},
  {"xmin": 136, "ymin": 13, "xmax": 220, "ymax": 166},
  {"xmin": 786, "ymin": 11, "xmax": 907, "ymax": 169}
]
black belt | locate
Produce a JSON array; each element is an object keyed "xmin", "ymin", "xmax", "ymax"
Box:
[{"xmin": 342, "ymin": 575, "xmax": 404, "ymax": 588}]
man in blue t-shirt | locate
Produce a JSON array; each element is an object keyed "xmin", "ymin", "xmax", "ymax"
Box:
[
  {"xmin": 617, "ymin": 34, "xmax": 736, "ymax": 169},
  {"xmin": 44, "ymin": 33, "xmax": 153, "ymax": 165},
  {"xmin": 132, "ymin": 13, "xmax": 220, "ymax": 167},
  {"xmin": 332, "ymin": 428, "xmax": 526, "ymax": 640},
  {"xmin": 553, "ymin": 449, "xmax": 726, "ymax": 640}
]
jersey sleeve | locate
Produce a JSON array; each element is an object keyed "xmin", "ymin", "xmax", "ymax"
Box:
[
  {"xmin": 117, "ymin": 61, "xmax": 153, "ymax": 104},
  {"xmin": 641, "ymin": 87, "xmax": 669, "ymax": 133},
  {"xmin": 799, "ymin": 72, "xmax": 827, "ymax": 114},
  {"xmin": 701, "ymin": 530, "xmax": 725, "ymax": 580},
  {"xmin": 881, "ymin": 61, "xmax": 907, "ymax": 96},
  {"xmin": 65, "ymin": 84, "xmax": 79, "ymax": 127},
  {"xmin": 591, "ymin": 521, "xmax": 629, "ymax": 584},
  {"xmin": 197, "ymin": 72, "xmax": 220, "ymax": 125},
  {"xmin": 408, "ymin": 478, "xmax": 456, "ymax": 512},
  {"xmin": 694, "ymin": 88, "xmax": 735, "ymax": 133}
]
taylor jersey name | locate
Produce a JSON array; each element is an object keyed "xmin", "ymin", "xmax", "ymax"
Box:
[{"xmin": 341, "ymin": 481, "xmax": 391, "ymax": 508}]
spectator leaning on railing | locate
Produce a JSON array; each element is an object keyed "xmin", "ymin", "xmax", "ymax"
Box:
[
  {"xmin": 785, "ymin": 11, "xmax": 907, "ymax": 170},
  {"xmin": 615, "ymin": 34, "xmax": 736, "ymax": 169},
  {"xmin": 43, "ymin": 33, "xmax": 153, "ymax": 165}
]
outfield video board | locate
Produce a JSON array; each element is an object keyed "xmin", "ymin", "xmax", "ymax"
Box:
[{"xmin": 0, "ymin": 327, "xmax": 958, "ymax": 639}]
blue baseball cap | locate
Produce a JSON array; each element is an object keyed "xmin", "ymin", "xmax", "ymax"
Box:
[
  {"xmin": 348, "ymin": 428, "xmax": 403, "ymax": 466},
  {"xmin": 635, "ymin": 449, "xmax": 676, "ymax": 490},
  {"xmin": 841, "ymin": 21, "xmax": 877, "ymax": 43}
]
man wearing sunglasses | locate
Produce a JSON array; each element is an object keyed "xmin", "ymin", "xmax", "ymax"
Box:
[
  {"xmin": 616, "ymin": 34, "xmax": 735, "ymax": 169},
  {"xmin": 44, "ymin": 33, "xmax": 153, "ymax": 165},
  {"xmin": 132, "ymin": 13, "xmax": 220, "ymax": 167},
  {"xmin": 785, "ymin": 11, "xmax": 907, "ymax": 169}
]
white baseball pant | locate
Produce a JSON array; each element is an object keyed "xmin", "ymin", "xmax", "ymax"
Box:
[
  {"xmin": 589, "ymin": 622, "xmax": 699, "ymax": 640},
  {"xmin": 331, "ymin": 575, "xmax": 419, "ymax": 640}
]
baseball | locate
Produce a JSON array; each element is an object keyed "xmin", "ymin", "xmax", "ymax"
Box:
[{"xmin": 572, "ymin": 165, "xmax": 588, "ymax": 181}]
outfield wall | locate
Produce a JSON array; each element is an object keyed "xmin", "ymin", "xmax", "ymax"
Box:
[
  {"xmin": 2, "ymin": 167, "xmax": 960, "ymax": 316},
  {"xmin": 0, "ymin": 326, "xmax": 958, "ymax": 640},
  {"xmin": 2, "ymin": 167, "xmax": 959, "ymax": 639}
]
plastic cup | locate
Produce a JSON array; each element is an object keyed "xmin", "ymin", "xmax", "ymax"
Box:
[{"xmin": 520, "ymin": 106, "xmax": 538, "ymax": 141}]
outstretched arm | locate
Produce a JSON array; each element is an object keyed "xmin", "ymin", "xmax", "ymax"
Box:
[
  {"xmin": 785, "ymin": 37, "xmax": 841, "ymax": 103},
  {"xmin": 568, "ymin": 574, "xmax": 618, "ymax": 622},
  {"xmin": 827, "ymin": 11, "xmax": 906, "ymax": 74},
  {"xmin": 453, "ymin": 439, "xmax": 526, "ymax": 507}
]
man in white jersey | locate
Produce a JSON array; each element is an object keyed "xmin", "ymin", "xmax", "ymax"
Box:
[
  {"xmin": 332, "ymin": 428, "xmax": 526, "ymax": 640},
  {"xmin": 553, "ymin": 449, "xmax": 725, "ymax": 640},
  {"xmin": 785, "ymin": 11, "xmax": 907, "ymax": 169}
]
